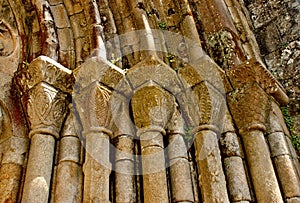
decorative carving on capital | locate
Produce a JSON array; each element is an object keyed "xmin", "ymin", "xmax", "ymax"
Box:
[
  {"xmin": 227, "ymin": 58, "xmax": 289, "ymax": 105},
  {"xmin": 14, "ymin": 55, "xmax": 74, "ymax": 95},
  {"xmin": 131, "ymin": 84, "xmax": 174, "ymax": 130},
  {"xmin": 22, "ymin": 82, "xmax": 68, "ymax": 139},
  {"xmin": 193, "ymin": 82, "xmax": 226, "ymax": 132},
  {"xmin": 227, "ymin": 82, "xmax": 270, "ymax": 133},
  {"xmin": 74, "ymin": 81, "xmax": 113, "ymax": 137}
]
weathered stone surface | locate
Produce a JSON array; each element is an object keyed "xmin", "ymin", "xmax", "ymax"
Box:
[
  {"xmin": 227, "ymin": 58, "xmax": 289, "ymax": 105},
  {"xmin": 227, "ymin": 82, "xmax": 270, "ymax": 133},
  {"xmin": 268, "ymin": 132, "xmax": 290, "ymax": 157},
  {"xmin": 1, "ymin": 136, "xmax": 28, "ymax": 165},
  {"xmin": 220, "ymin": 132, "xmax": 242, "ymax": 157},
  {"xmin": 242, "ymin": 130, "xmax": 283, "ymax": 203},
  {"xmin": 194, "ymin": 130, "xmax": 230, "ymax": 203},
  {"xmin": 224, "ymin": 157, "xmax": 251, "ymax": 202},
  {"xmin": 126, "ymin": 55, "xmax": 182, "ymax": 95},
  {"xmin": 58, "ymin": 136, "xmax": 81, "ymax": 163},
  {"xmin": 14, "ymin": 56, "xmax": 74, "ymax": 95},
  {"xmin": 50, "ymin": 4, "xmax": 70, "ymax": 28},
  {"xmin": 274, "ymin": 155, "xmax": 300, "ymax": 199},
  {"xmin": 22, "ymin": 134, "xmax": 56, "ymax": 203},
  {"xmin": 54, "ymin": 162, "xmax": 83, "ymax": 203},
  {"xmin": 0, "ymin": 163, "xmax": 22, "ymax": 203},
  {"xmin": 1, "ymin": 0, "xmax": 300, "ymax": 202}
]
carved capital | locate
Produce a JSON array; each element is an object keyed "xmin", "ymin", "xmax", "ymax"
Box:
[
  {"xmin": 131, "ymin": 84, "xmax": 174, "ymax": 131},
  {"xmin": 74, "ymin": 81, "xmax": 113, "ymax": 137},
  {"xmin": 14, "ymin": 56, "xmax": 74, "ymax": 95},
  {"xmin": 22, "ymin": 82, "xmax": 68, "ymax": 139},
  {"xmin": 14, "ymin": 56, "xmax": 73, "ymax": 139},
  {"xmin": 227, "ymin": 82, "xmax": 270, "ymax": 134},
  {"xmin": 193, "ymin": 82, "xmax": 226, "ymax": 132},
  {"xmin": 227, "ymin": 58, "xmax": 289, "ymax": 105}
]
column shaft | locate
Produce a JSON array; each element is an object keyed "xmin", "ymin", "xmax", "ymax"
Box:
[
  {"xmin": 194, "ymin": 129, "xmax": 229, "ymax": 203},
  {"xmin": 83, "ymin": 132, "xmax": 111, "ymax": 203},
  {"xmin": 242, "ymin": 130, "xmax": 283, "ymax": 202},
  {"xmin": 140, "ymin": 131, "xmax": 169, "ymax": 203},
  {"xmin": 22, "ymin": 134, "xmax": 56, "ymax": 203},
  {"xmin": 168, "ymin": 133, "xmax": 194, "ymax": 202}
]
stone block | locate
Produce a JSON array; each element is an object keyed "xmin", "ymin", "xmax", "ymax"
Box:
[
  {"xmin": 48, "ymin": 0, "xmax": 63, "ymax": 5},
  {"xmin": 59, "ymin": 49, "xmax": 76, "ymax": 70},
  {"xmin": 50, "ymin": 4, "xmax": 70, "ymax": 28},
  {"xmin": 0, "ymin": 163, "xmax": 22, "ymax": 203},
  {"xmin": 63, "ymin": 0, "xmax": 83, "ymax": 15},
  {"xmin": 126, "ymin": 55, "xmax": 182, "ymax": 95},
  {"xmin": 257, "ymin": 22, "xmax": 282, "ymax": 54},
  {"xmin": 70, "ymin": 12, "xmax": 88, "ymax": 39},
  {"xmin": 248, "ymin": 2, "xmax": 272, "ymax": 28},
  {"xmin": 57, "ymin": 28, "xmax": 74, "ymax": 51}
]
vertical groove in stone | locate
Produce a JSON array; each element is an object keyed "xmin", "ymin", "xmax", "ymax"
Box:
[{"xmin": 194, "ymin": 129, "xmax": 230, "ymax": 203}]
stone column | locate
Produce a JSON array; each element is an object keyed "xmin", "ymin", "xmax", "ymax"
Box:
[
  {"xmin": 192, "ymin": 82, "xmax": 229, "ymax": 203},
  {"xmin": 267, "ymin": 102, "xmax": 300, "ymax": 202},
  {"xmin": 228, "ymin": 82, "xmax": 284, "ymax": 203},
  {"xmin": 14, "ymin": 56, "xmax": 73, "ymax": 203},
  {"xmin": 167, "ymin": 109, "xmax": 194, "ymax": 202},
  {"xmin": 220, "ymin": 111, "xmax": 252, "ymax": 202},
  {"xmin": 111, "ymin": 93, "xmax": 135, "ymax": 203},
  {"xmin": 54, "ymin": 106, "xmax": 83, "ymax": 203},
  {"xmin": 131, "ymin": 85, "xmax": 173, "ymax": 203},
  {"xmin": 74, "ymin": 81, "xmax": 112, "ymax": 203}
]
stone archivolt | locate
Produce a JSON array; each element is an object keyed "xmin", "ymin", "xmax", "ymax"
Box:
[{"xmin": 0, "ymin": 0, "xmax": 299, "ymax": 203}]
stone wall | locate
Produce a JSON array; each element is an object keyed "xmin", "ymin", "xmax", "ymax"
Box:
[{"xmin": 245, "ymin": 0, "xmax": 300, "ymax": 135}]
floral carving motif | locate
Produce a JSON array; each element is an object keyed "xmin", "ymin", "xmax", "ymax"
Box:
[{"xmin": 23, "ymin": 82, "xmax": 68, "ymax": 138}]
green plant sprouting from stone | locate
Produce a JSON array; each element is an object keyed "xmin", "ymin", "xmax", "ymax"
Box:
[
  {"xmin": 158, "ymin": 21, "xmax": 167, "ymax": 30},
  {"xmin": 281, "ymin": 105, "xmax": 300, "ymax": 157}
]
